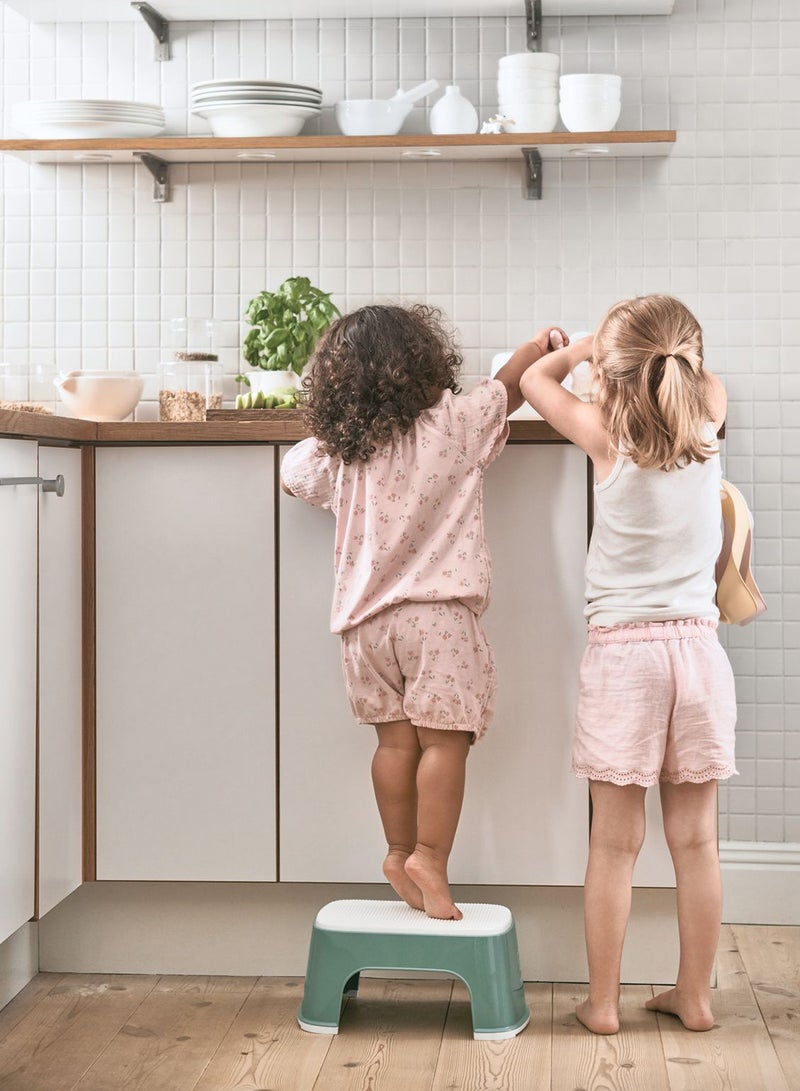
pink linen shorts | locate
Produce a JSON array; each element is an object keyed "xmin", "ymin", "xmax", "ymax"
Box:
[
  {"xmin": 340, "ymin": 600, "xmax": 497, "ymax": 740},
  {"xmin": 573, "ymin": 618, "xmax": 737, "ymax": 787}
]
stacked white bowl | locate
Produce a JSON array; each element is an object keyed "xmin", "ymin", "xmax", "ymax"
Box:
[
  {"xmin": 191, "ymin": 80, "xmax": 322, "ymax": 137},
  {"xmin": 497, "ymin": 52, "xmax": 560, "ymax": 134},
  {"xmin": 559, "ymin": 74, "xmax": 622, "ymax": 132}
]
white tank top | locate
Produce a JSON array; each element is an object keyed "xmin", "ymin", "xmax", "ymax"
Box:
[{"xmin": 585, "ymin": 431, "xmax": 722, "ymax": 627}]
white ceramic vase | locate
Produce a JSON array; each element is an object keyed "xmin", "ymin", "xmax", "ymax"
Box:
[{"xmin": 429, "ymin": 85, "xmax": 479, "ymax": 135}]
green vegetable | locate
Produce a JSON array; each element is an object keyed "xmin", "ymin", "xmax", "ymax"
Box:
[{"xmin": 242, "ymin": 276, "xmax": 340, "ymax": 375}]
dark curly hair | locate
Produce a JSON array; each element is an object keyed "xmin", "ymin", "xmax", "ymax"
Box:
[{"xmin": 303, "ymin": 303, "xmax": 462, "ymax": 463}]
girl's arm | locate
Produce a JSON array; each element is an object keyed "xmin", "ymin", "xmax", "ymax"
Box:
[
  {"xmin": 520, "ymin": 334, "xmax": 610, "ymax": 466},
  {"xmin": 494, "ymin": 326, "xmax": 569, "ymax": 416}
]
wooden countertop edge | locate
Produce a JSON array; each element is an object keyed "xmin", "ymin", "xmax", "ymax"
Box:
[{"xmin": 0, "ymin": 409, "xmax": 569, "ymax": 444}]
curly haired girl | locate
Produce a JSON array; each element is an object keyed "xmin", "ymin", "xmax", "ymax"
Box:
[{"xmin": 282, "ymin": 303, "xmax": 567, "ymax": 919}]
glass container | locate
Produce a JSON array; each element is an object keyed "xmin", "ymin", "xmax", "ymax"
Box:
[
  {"xmin": 0, "ymin": 362, "xmax": 56, "ymax": 414},
  {"xmin": 158, "ymin": 357, "xmax": 223, "ymax": 422}
]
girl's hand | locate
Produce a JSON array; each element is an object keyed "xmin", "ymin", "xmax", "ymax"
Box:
[{"xmin": 530, "ymin": 326, "xmax": 569, "ymax": 356}]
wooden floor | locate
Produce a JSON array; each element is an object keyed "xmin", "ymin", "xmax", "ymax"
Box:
[{"xmin": 0, "ymin": 925, "xmax": 797, "ymax": 1091}]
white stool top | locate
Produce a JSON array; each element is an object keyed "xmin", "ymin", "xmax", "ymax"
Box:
[{"xmin": 314, "ymin": 900, "xmax": 513, "ymax": 937}]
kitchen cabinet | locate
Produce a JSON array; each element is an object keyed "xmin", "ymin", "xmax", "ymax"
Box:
[
  {"xmin": 94, "ymin": 446, "xmax": 277, "ymax": 881},
  {"xmin": 279, "ymin": 441, "xmax": 675, "ymax": 886},
  {"xmin": 0, "ymin": 439, "xmax": 37, "ymax": 944},
  {"xmin": 37, "ymin": 446, "xmax": 83, "ymax": 919},
  {"xmin": 279, "ymin": 443, "xmax": 590, "ymax": 885}
]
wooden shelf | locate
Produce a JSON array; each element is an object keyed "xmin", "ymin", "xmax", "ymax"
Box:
[
  {"xmin": 3, "ymin": 1, "xmax": 675, "ymax": 22},
  {"xmin": 0, "ymin": 130, "xmax": 676, "ymax": 164},
  {"xmin": 0, "ymin": 131, "xmax": 675, "ymax": 200}
]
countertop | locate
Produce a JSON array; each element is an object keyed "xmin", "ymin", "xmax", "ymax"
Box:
[{"xmin": 0, "ymin": 408, "xmax": 569, "ymax": 445}]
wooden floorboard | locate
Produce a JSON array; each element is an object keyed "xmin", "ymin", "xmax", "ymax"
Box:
[
  {"xmin": 0, "ymin": 974, "xmax": 62, "ymax": 1041},
  {"xmin": 311, "ymin": 977, "xmax": 452, "ymax": 1091},
  {"xmin": 71, "ymin": 975, "xmax": 257, "ymax": 1091},
  {"xmin": 552, "ymin": 983, "xmax": 671, "ymax": 1090},
  {"xmin": 0, "ymin": 973, "xmax": 159, "ymax": 1091},
  {"xmin": 191, "ymin": 977, "xmax": 333, "ymax": 1091},
  {"xmin": 731, "ymin": 924, "xmax": 800, "ymax": 1091},
  {"xmin": 0, "ymin": 926, "xmax": 797, "ymax": 1091},
  {"xmin": 656, "ymin": 925, "xmax": 792, "ymax": 1091},
  {"xmin": 431, "ymin": 981, "xmax": 552, "ymax": 1091}
]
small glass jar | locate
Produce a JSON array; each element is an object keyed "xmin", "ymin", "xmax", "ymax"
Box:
[
  {"xmin": 167, "ymin": 317, "xmax": 218, "ymax": 359},
  {"xmin": 158, "ymin": 357, "xmax": 223, "ymax": 422},
  {"xmin": 0, "ymin": 361, "xmax": 56, "ymax": 415}
]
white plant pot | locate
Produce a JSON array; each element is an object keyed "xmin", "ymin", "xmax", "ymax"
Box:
[{"xmin": 246, "ymin": 369, "xmax": 301, "ymax": 396}]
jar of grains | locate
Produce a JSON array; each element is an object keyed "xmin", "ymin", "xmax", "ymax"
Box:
[{"xmin": 159, "ymin": 318, "xmax": 223, "ymax": 422}]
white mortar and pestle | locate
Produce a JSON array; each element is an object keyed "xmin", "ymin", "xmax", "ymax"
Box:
[{"xmin": 335, "ymin": 79, "xmax": 439, "ymax": 136}]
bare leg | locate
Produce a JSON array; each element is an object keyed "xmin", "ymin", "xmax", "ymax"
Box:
[
  {"xmin": 576, "ymin": 781, "xmax": 647, "ymax": 1035},
  {"xmin": 371, "ymin": 720, "xmax": 424, "ymax": 910},
  {"xmin": 646, "ymin": 780, "xmax": 720, "ymax": 1031},
  {"xmin": 404, "ymin": 726, "xmax": 471, "ymax": 921}
]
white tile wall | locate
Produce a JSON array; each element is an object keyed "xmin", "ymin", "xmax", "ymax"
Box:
[{"xmin": 0, "ymin": 0, "xmax": 797, "ymax": 841}]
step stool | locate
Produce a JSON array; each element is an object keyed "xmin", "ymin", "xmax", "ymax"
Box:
[{"xmin": 298, "ymin": 899, "xmax": 530, "ymax": 1041}]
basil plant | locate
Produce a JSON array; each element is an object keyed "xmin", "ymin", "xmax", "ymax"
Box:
[{"xmin": 242, "ymin": 276, "xmax": 340, "ymax": 375}]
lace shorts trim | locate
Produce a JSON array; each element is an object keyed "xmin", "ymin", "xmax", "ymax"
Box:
[{"xmin": 573, "ymin": 761, "xmax": 738, "ymax": 787}]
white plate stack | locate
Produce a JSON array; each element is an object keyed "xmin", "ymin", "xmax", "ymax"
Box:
[
  {"xmin": 190, "ymin": 80, "xmax": 323, "ymax": 137},
  {"xmin": 559, "ymin": 74, "xmax": 622, "ymax": 132},
  {"xmin": 11, "ymin": 99, "xmax": 165, "ymax": 139},
  {"xmin": 497, "ymin": 53, "xmax": 560, "ymax": 133}
]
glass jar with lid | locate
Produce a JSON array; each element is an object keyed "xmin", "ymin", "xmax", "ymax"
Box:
[{"xmin": 159, "ymin": 318, "xmax": 223, "ymax": 422}]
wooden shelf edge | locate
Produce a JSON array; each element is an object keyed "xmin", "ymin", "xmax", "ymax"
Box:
[
  {"xmin": 0, "ymin": 410, "xmax": 570, "ymax": 445},
  {"xmin": 0, "ymin": 130, "xmax": 676, "ymax": 152}
]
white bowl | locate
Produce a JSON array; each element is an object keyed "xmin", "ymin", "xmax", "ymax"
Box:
[
  {"xmin": 559, "ymin": 98, "xmax": 621, "ymax": 132},
  {"xmin": 335, "ymin": 98, "xmax": 412, "ymax": 136},
  {"xmin": 55, "ymin": 370, "xmax": 144, "ymax": 422},
  {"xmin": 499, "ymin": 89, "xmax": 560, "ymax": 106},
  {"xmin": 192, "ymin": 102, "xmax": 319, "ymax": 137},
  {"xmin": 499, "ymin": 52, "xmax": 560, "ymax": 71},
  {"xmin": 501, "ymin": 103, "xmax": 559, "ymax": 133},
  {"xmin": 498, "ymin": 72, "xmax": 558, "ymax": 88},
  {"xmin": 560, "ymin": 73, "xmax": 622, "ymax": 90}
]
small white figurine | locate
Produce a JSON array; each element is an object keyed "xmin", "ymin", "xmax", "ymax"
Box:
[{"xmin": 480, "ymin": 114, "xmax": 511, "ymax": 134}]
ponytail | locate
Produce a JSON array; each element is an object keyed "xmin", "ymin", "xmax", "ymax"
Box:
[{"xmin": 594, "ymin": 296, "xmax": 716, "ymax": 471}]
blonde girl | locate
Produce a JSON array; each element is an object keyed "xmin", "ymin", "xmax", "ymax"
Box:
[{"xmin": 519, "ymin": 294, "xmax": 736, "ymax": 1034}]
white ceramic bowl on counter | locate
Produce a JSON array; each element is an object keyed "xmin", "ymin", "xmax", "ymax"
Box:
[{"xmin": 54, "ymin": 370, "xmax": 144, "ymax": 422}]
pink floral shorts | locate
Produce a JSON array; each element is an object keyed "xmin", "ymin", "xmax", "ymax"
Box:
[
  {"xmin": 340, "ymin": 600, "xmax": 497, "ymax": 740},
  {"xmin": 573, "ymin": 618, "xmax": 738, "ymax": 787}
]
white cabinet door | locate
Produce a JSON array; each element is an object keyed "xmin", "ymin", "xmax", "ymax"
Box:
[
  {"xmin": 452, "ymin": 444, "xmax": 589, "ymax": 884},
  {"xmin": 279, "ymin": 443, "xmax": 589, "ymax": 885},
  {"xmin": 95, "ymin": 446, "xmax": 276, "ymax": 881},
  {"xmin": 37, "ymin": 446, "xmax": 83, "ymax": 918},
  {"xmin": 0, "ymin": 439, "xmax": 37, "ymax": 943}
]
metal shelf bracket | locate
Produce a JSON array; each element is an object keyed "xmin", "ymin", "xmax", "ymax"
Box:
[
  {"xmin": 525, "ymin": 0, "xmax": 543, "ymax": 52},
  {"xmin": 136, "ymin": 152, "xmax": 170, "ymax": 202},
  {"xmin": 522, "ymin": 147, "xmax": 543, "ymax": 200},
  {"xmin": 130, "ymin": 2, "xmax": 170, "ymax": 61}
]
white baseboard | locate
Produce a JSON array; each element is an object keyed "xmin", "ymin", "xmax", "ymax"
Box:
[
  {"xmin": 720, "ymin": 841, "xmax": 800, "ymax": 925},
  {"xmin": 0, "ymin": 923, "xmax": 38, "ymax": 1011}
]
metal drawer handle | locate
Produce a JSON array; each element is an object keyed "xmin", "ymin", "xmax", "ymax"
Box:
[{"xmin": 0, "ymin": 474, "xmax": 65, "ymax": 497}]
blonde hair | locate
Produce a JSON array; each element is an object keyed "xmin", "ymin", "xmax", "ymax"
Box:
[{"xmin": 593, "ymin": 294, "xmax": 715, "ymax": 471}]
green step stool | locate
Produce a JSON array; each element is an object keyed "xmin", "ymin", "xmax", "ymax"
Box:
[{"xmin": 298, "ymin": 899, "xmax": 530, "ymax": 1041}]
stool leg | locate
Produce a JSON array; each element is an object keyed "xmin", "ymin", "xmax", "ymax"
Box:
[
  {"xmin": 451, "ymin": 931, "xmax": 530, "ymax": 1041},
  {"xmin": 343, "ymin": 971, "xmax": 360, "ymax": 997},
  {"xmin": 298, "ymin": 930, "xmax": 362, "ymax": 1035}
]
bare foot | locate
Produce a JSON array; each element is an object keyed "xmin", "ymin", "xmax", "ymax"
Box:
[
  {"xmin": 576, "ymin": 998, "xmax": 619, "ymax": 1035},
  {"xmin": 646, "ymin": 988, "xmax": 715, "ymax": 1031},
  {"xmin": 404, "ymin": 847, "xmax": 462, "ymax": 920},
  {"xmin": 383, "ymin": 850, "xmax": 424, "ymax": 911}
]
